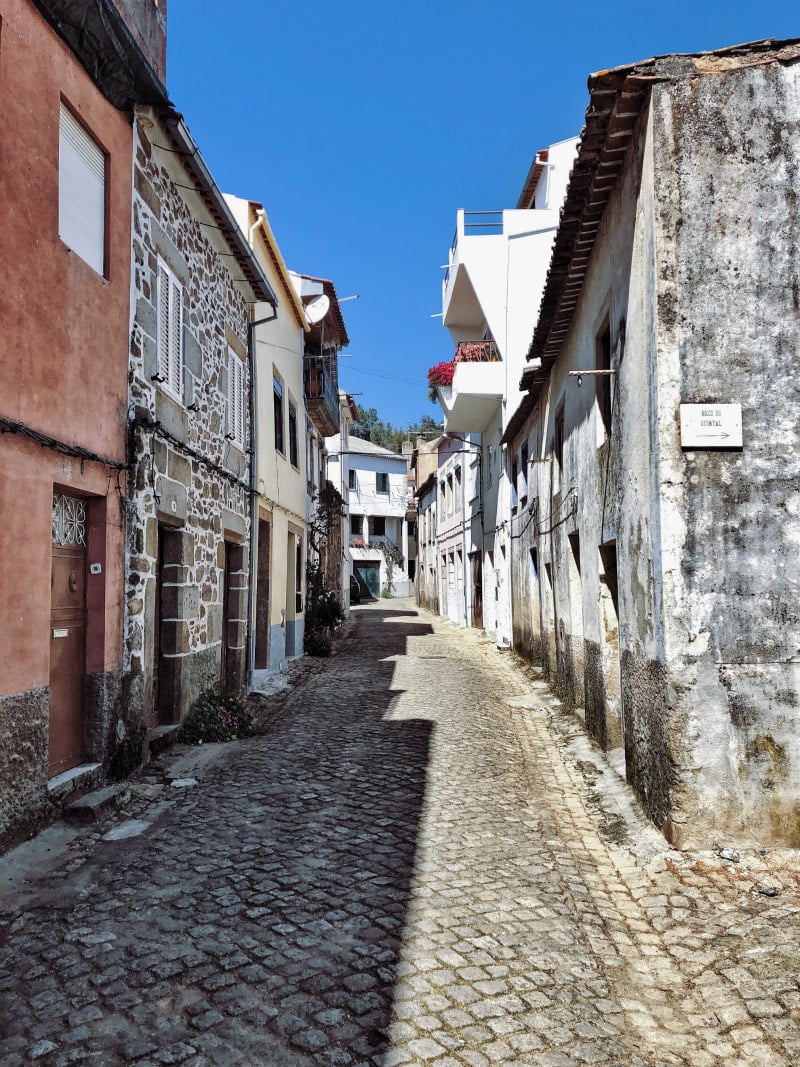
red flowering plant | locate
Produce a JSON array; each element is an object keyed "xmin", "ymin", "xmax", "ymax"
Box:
[{"xmin": 427, "ymin": 358, "xmax": 456, "ymax": 402}]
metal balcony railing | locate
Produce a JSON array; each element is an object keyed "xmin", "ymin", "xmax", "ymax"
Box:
[
  {"xmin": 455, "ymin": 339, "xmax": 500, "ymax": 364},
  {"xmin": 304, "ymin": 355, "xmax": 339, "ymax": 437}
]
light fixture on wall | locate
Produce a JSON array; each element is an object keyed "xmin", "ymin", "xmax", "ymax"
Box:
[{"xmin": 568, "ymin": 369, "xmax": 617, "ymax": 388}]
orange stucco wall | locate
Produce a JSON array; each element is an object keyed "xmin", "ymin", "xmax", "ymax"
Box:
[
  {"xmin": 0, "ymin": 0, "xmax": 131, "ymax": 458},
  {"xmin": 0, "ymin": 439, "xmax": 125, "ymax": 694},
  {"xmin": 0, "ymin": 0, "xmax": 131, "ymax": 697}
]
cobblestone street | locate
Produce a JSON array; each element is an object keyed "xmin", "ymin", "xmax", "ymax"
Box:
[{"xmin": 2, "ymin": 600, "xmax": 800, "ymax": 1066}]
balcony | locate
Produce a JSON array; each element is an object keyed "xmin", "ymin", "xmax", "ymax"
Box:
[
  {"xmin": 304, "ymin": 355, "xmax": 339, "ymax": 437},
  {"xmin": 429, "ymin": 339, "xmax": 503, "ymax": 433}
]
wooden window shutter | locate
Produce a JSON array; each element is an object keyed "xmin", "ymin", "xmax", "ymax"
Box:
[
  {"xmin": 157, "ymin": 259, "xmax": 184, "ymax": 402},
  {"xmin": 227, "ymin": 348, "xmax": 245, "ymax": 447}
]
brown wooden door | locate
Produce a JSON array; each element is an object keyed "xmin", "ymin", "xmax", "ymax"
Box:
[
  {"xmin": 49, "ymin": 542, "xmax": 86, "ymax": 775},
  {"xmin": 254, "ymin": 519, "xmax": 271, "ymax": 670},
  {"xmin": 222, "ymin": 542, "xmax": 232, "ymax": 685},
  {"xmin": 470, "ymin": 552, "xmax": 483, "ymax": 629},
  {"xmin": 152, "ymin": 528, "xmax": 165, "ymax": 727}
]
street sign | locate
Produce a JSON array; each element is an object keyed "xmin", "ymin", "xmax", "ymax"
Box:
[{"xmin": 680, "ymin": 403, "xmax": 742, "ymax": 449}]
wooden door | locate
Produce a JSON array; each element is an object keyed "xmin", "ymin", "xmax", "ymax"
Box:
[
  {"xmin": 254, "ymin": 519, "xmax": 271, "ymax": 670},
  {"xmin": 49, "ymin": 496, "xmax": 87, "ymax": 776},
  {"xmin": 222, "ymin": 542, "xmax": 232, "ymax": 685},
  {"xmin": 470, "ymin": 552, "xmax": 483, "ymax": 629},
  {"xmin": 152, "ymin": 528, "xmax": 165, "ymax": 727}
]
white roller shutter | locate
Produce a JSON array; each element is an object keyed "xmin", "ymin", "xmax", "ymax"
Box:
[{"xmin": 58, "ymin": 103, "xmax": 105, "ymax": 275}]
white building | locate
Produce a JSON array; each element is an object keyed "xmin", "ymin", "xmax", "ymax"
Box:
[
  {"xmin": 432, "ymin": 136, "xmax": 578, "ymax": 643},
  {"xmin": 327, "ymin": 436, "xmax": 412, "ymax": 598}
]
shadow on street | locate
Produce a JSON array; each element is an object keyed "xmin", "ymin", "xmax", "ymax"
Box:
[{"xmin": 0, "ymin": 603, "xmax": 434, "ymax": 1066}]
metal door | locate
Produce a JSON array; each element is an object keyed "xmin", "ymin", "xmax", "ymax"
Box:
[
  {"xmin": 356, "ymin": 562, "xmax": 380, "ymax": 599},
  {"xmin": 49, "ymin": 494, "xmax": 87, "ymax": 776}
]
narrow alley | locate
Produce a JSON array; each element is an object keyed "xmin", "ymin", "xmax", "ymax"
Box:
[{"xmin": 2, "ymin": 601, "xmax": 800, "ymax": 1067}]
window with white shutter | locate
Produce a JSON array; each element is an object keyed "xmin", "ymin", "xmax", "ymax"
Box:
[
  {"xmin": 58, "ymin": 102, "xmax": 106, "ymax": 275},
  {"xmin": 227, "ymin": 347, "xmax": 245, "ymax": 448},
  {"xmin": 157, "ymin": 259, "xmax": 184, "ymax": 401}
]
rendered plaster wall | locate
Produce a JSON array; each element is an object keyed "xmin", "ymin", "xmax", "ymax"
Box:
[
  {"xmin": 510, "ymin": 110, "xmax": 666, "ymax": 807},
  {"xmin": 651, "ymin": 62, "xmax": 800, "ymax": 846},
  {"xmin": 0, "ymin": 440, "xmax": 127, "ymax": 846},
  {"xmin": 224, "ymin": 195, "xmax": 307, "ymax": 667},
  {"xmin": 126, "ymin": 116, "xmax": 250, "ymax": 726},
  {"xmin": 0, "ymin": 0, "xmax": 130, "ymax": 843}
]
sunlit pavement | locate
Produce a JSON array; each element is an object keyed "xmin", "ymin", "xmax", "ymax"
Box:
[{"xmin": 2, "ymin": 599, "xmax": 800, "ymax": 1066}]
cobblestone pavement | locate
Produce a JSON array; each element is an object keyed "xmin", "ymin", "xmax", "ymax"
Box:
[{"xmin": 2, "ymin": 600, "xmax": 800, "ymax": 1066}]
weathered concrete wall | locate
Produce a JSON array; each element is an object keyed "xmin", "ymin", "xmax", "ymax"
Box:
[
  {"xmin": 652, "ymin": 62, "xmax": 800, "ymax": 846},
  {"xmin": 509, "ymin": 107, "xmax": 667, "ymax": 807},
  {"xmin": 126, "ymin": 113, "xmax": 251, "ymax": 726}
]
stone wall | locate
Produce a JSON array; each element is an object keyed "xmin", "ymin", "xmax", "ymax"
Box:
[{"xmin": 126, "ymin": 112, "xmax": 251, "ymax": 728}]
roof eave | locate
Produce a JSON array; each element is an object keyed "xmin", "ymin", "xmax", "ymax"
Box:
[{"xmin": 161, "ymin": 112, "xmax": 279, "ymax": 308}]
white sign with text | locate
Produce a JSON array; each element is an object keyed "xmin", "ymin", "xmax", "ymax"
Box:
[{"xmin": 680, "ymin": 403, "xmax": 742, "ymax": 448}]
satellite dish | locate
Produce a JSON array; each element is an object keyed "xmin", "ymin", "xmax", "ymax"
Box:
[{"xmin": 305, "ymin": 294, "xmax": 330, "ymax": 325}]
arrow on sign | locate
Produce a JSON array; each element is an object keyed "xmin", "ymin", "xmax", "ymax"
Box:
[{"xmin": 697, "ymin": 432, "xmax": 731, "ymax": 440}]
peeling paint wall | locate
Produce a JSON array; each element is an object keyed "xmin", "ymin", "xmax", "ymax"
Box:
[
  {"xmin": 652, "ymin": 61, "xmax": 800, "ymax": 846},
  {"xmin": 512, "ymin": 55, "xmax": 800, "ymax": 846},
  {"xmin": 510, "ymin": 107, "xmax": 672, "ymax": 821}
]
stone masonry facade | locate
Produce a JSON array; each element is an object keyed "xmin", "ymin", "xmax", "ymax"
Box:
[{"xmin": 126, "ymin": 110, "xmax": 251, "ymax": 731}]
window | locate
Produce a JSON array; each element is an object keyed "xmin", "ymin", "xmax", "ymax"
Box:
[
  {"xmin": 350, "ymin": 515, "xmax": 361, "ymax": 537},
  {"xmin": 288, "ymin": 399, "xmax": 299, "ymax": 467},
  {"xmin": 372, "ymin": 516, "xmax": 386, "ymax": 537},
  {"xmin": 157, "ymin": 259, "xmax": 184, "ymax": 400},
  {"xmin": 554, "ymin": 404, "xmax": 565, "ymax": 481},
  {"xmin": 296, "ymin": 540, "xmax": 304, "ymax": 613},
  {"xmin": 59, "ymin": 102, "xmax": 105, "ymax": 275},
  {"xmin": 511, "ymin": 458, "xmax": 518, "ymax": 513},
  {"xmin": 454, "ymin": 467, "xmax": 462, "ymax": 513},
  {"xmin": 273, "ymin": 376, "xmax": 284, "ymax": 453},
  {"xmin": 596, "ymin": 323, "xmax": 612, "ymax": 439},
  {"xmin": 349, "ymin": 469, "xmax": 357, "ymax": 491},
  {"xmin": 446, "ymin": 474, "xmax": 453, "ymax": 515},
  {"xmin": 376, "ymin": 472, "xmax": 389, "ymax": 494},
  {"xmin": 226, "ymin": 348, "xmax": 245, "ymax": 448},
  {"xmin": 520, "ymin": 441, "xmax": 529, "ymax": 505}
]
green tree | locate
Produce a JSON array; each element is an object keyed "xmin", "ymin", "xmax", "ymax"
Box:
[{"xmin": 351, "ymin": 404, "xmax": 442, "ymax": 454}]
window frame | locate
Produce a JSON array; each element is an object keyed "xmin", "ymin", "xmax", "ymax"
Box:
[
  {"xmin": 376, "ymin": 472, "xmax": 389, "ymax": 495},
  {"xmin": 156, "ymin": 257, "xmax": 184, "ymax": 402},
  {"xmin": 226, "ymin": 346, "xmax": 245, "ymax": 449},
  {"xmin": 273, "ymin": 375, "xmax": 285, "ymax": 455},
  {"xmin": 288, "ymin": 397, "xmax": 299, "ymax": 468},
  {"xmin": 520, "ymin": 440, "xmax": 529, "ymax": 506},
  {"xmin": 596, "ymin": 321, "xmax": 613, "ymax": 441},
  {"xmin": 58, "ymin": 100, "xmax": 107, "ymax": 277}
]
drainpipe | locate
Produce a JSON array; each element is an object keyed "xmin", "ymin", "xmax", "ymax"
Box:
[{"xmin": 245, "ymin": 209, "xmax": 276, "ymax": 690}]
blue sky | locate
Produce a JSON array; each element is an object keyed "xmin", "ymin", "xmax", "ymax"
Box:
[{"xmin": 167, "ymin": 2, "xmax": 798, "ymax": 431}]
